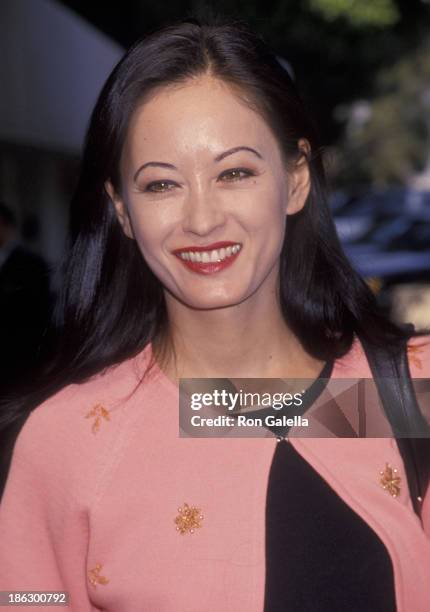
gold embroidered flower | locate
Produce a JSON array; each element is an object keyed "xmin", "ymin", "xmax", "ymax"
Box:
[
  {"xmin": 407, "ymin": 340, "xmax": 429, "ymax": 370},
  {"xmin": 175, "ymin": 503, "xmax": 204, "ymax": 534},
  {"xmin": 379, "ymin": 463, "xmax": 401, "ymax": 497},
  {"xmin": 85, "ymin": 403, "xmax": 111, "ymax": 434},
  {"xmin": 88, "ymin": 563, "xmax": 109, "ymax": 587}
]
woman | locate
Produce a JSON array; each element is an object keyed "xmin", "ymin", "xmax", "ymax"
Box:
[{"xmin": 0, "ymin": 17, "xmax": 429, "ymax": 612}]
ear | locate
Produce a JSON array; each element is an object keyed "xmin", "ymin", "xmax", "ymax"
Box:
[
  {"xmin": 104, "ymin": 181, "xmax": 134, "ymax": 239},
  {"xmin": 285, "ymin": 138, "xmax": 311, "ymax": 216}
]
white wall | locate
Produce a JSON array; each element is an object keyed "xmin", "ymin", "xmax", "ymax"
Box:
[{"xmin": 0, "ymin": 0, "xmax": 123, "ymax": 154}]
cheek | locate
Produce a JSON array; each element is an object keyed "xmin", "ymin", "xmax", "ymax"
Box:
[
  {"xmin": 126, "ymin": 204, "xmax": 171, "ymax": 265},
  {"xmin": 249, "ymin": 189, "xmax": 287, "ymax": 263},
  {"xmin": 236, "ymin": 185, "xmax": 287, "ymax": 236},
  {"xmin": 126, "ymin": 192, "xmax": 174, "ymax": 235}
]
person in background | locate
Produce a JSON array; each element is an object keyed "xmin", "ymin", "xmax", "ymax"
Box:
[{"xmin": 0, "ymin": 202, "xmax": 52, "ymax": 390}]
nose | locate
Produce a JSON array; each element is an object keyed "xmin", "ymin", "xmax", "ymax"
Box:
[{"xmin": 181, "ymin": 186, "xmax": 227, "ymax": 236}]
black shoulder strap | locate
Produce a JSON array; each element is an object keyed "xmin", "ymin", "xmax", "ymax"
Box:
[{"xmin": 359, "ymin": 334, "xmax": 430, "ymax": 520}]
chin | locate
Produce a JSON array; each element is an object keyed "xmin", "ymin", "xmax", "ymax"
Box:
[{"xmin": 180, "ymin": 290, "xmax": 252, "ymax": 311}]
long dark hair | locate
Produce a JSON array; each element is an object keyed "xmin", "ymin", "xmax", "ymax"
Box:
[{"xmin": 1, "ymin": 16, "xmax": 426, "ymax": 492}]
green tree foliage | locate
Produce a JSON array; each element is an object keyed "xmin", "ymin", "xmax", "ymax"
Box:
[
  {"xmin": 334, "ymin": 42, "xmax": 430, "ymax": 187},
  {"xmin": 308, "ymin": 0, "xmax": 400, "ymax": 27}
]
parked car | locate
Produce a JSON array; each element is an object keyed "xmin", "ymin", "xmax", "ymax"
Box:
[{"xmin": 330, "ymin": 188, "xmax": 430, "ymax": 284}]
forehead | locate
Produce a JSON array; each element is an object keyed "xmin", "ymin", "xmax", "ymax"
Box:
[{"xmin": 123, "ymin": 74, "xmax": 283, "ymax": 164}]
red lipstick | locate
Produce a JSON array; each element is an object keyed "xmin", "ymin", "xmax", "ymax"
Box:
[
  {"xmin": 172, "ymin": 241, "xmax": 238, "ymax": 254},
  {"xmin": 172, "ymin": 241, "xmax": 242, "ymax": 275}
]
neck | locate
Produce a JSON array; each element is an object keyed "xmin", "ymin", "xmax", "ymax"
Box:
[{"xmin": 157, "ymin": 287, "xmax": 325, "ymax": 382}]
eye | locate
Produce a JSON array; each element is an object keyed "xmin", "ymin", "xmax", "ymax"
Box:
[
  {"xmin": 218, "ymin": 168, "xmax": 255, "ymax": 182},
  {"xmin": 145, "ymin": 180, "xmax": 177, "ymax": 193}
]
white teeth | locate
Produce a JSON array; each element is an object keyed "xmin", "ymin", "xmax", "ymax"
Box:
[{"xmin": 178, "ymin": 244, "xmax": 241, "ymax": 263}]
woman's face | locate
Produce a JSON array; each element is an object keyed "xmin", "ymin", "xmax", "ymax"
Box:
[{"xmin": 108, "ymin": 74, "xmax": 310, "ymax": 311}]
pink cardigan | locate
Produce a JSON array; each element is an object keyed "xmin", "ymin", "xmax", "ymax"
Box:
[{"xmin": 1, "ymin": 335, "xmax": 430, "ymax": 611}]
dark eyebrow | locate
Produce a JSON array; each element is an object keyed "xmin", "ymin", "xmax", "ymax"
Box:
[
  {"xmin": 133, "ymin": 161, "xmax": 177, "ymax": 183},
  {"xmin": 133, "ymin": 146, "xmax": 263, "ymax": 183},
  {"xmin": 214, "ymin": 146, "xmax": 263, "ymax": 162}
]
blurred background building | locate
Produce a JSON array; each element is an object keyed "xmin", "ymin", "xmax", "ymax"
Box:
[
  {"xmin": 1, "ymin": 0, "xmax": 430, "ymax": 384},
  {"xmin": 0, "ymin": 0, "xmax": 122, "ymax": 280},
  {"xmin": 0, "ymin": 0, "xmax": 122, "ymax": 386}
]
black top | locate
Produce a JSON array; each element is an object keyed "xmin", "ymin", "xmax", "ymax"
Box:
[{"xmin": 259, "ymin": 362, "xmax": 397, "ymax": 611}]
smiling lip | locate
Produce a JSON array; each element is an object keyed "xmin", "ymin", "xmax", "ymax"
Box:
[
  {"xmin": 172, "ymin": 241, "xmax": 238, "ymax": 254},
  {"xmin": 172, "ymin": 241, "xmax": 242, "ymax": 275}
]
